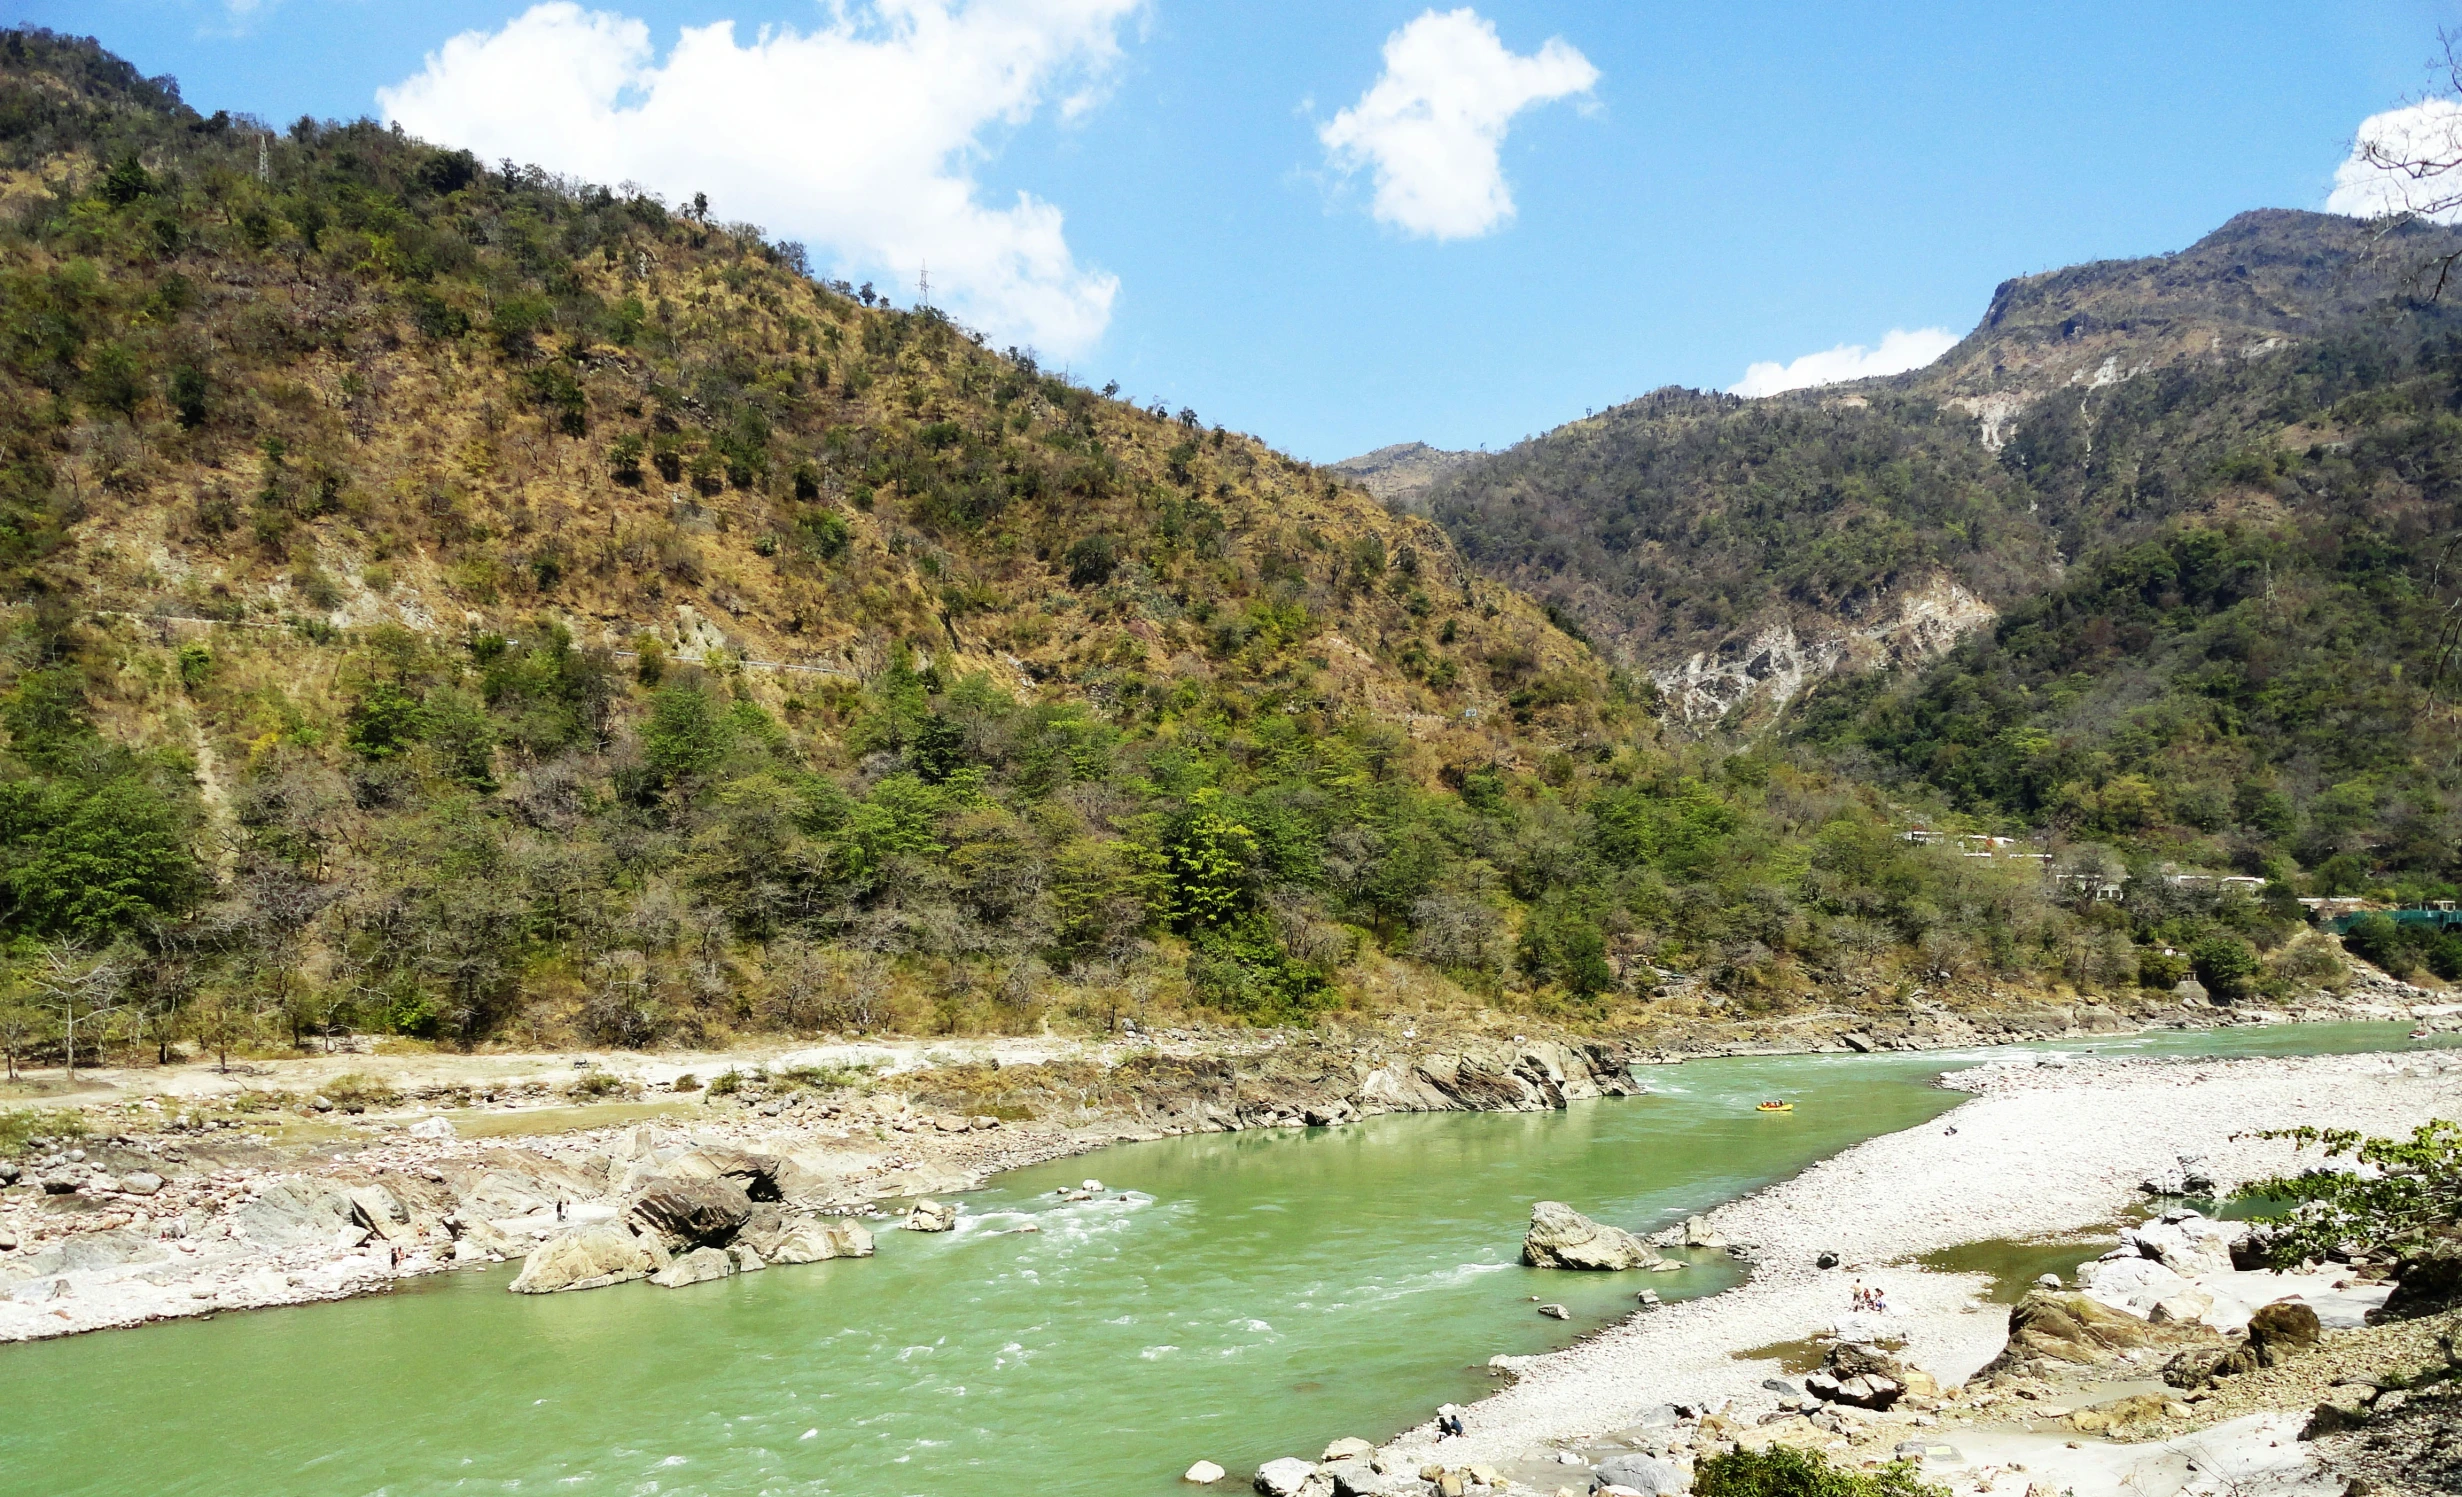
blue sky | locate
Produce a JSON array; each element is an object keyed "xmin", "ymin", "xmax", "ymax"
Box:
[{"xmin": 8, "ymin": 1, "xmax": 2456, "ymax": 460}]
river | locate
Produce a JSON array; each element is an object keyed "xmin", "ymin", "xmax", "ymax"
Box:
[{"xmin": 0, "ymin": 1022, "xmax": 2448, "ymax": 1497}]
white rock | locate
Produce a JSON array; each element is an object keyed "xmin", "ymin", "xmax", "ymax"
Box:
[
  {"xmin": 2148, "ymin": 1291, "xmax": 2214, "ymax": 1324},
  {"xmin": 1184, "ymin": 1460, "xmax": 1227, "ymax": 1484},
  {"xmin": 2076, "ymin": 1253, "xmax": 2190, "ymax": 1313},
  {"xmin": 407, "ymin": 1117, "xmax": 456, "ymax": 1140},
  {"xmin": 1254, "ymin": 1458, "xmax": 1317, "ymax": 1497},
  {"xmin": 648, "ymin": 1246, "xmax": 735, "ymax": 1288}
]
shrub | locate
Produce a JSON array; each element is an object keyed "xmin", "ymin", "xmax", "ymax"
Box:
[
  {"xmin": 1694, "ymin": 1446, "xmax": 1947, "ymax": 1497},
  {"xmin": 707, "ymin": 1069, "xmax": 745, "ymax": 1097},
  {"xmin": 0, "ymin": 1108, "xmax": 89, "ymax": 1157},
  {"xmin": 322, "ymin": 1072, "xmax": 402, "ymax": 1110},
  {"xmin": 567, "ymin": 1069, "xmax": 627, "ymax": 1100},
  {"xmin": 1065, "ymin": 533, "xmax": 1118, "ymax": 588}
]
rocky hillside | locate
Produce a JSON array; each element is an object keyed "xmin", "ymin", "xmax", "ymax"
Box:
[
  {"xmin": 1329, "ymin": 441, "xmax": 1478, "ymax": 512},
  {"xmin": 1424, "ymin": 210, "xmax": 2462, "ymax": 724}
]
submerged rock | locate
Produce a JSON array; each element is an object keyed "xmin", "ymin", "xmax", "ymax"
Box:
[
  {"xmin": 509, "ymin": 1222, "xmax": 664, "ymax": 1294},
  {"xmin": 1522, "ymin": 1201, "xmax": 1660, "ymax": 1271}
]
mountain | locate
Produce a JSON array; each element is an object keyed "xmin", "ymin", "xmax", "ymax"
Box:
[
  {"xmin": 1426, "ymin": 210, "xmax": 2462, "ymax": 724},
  {"xmin": 0, "ymin": 29, "xmax": 2390, "ymax": 1058},
  {"xmin": 1419, "ymin": 206, "xmax": 2462, "ymax": 942},
  {"xmin": 1329, "ymin": 441, "xmax": 1478, "ymax": 511}
]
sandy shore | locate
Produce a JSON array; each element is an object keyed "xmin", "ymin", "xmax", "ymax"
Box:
[{"xmin": 1387, "ymin": 1047, "xmax": 2462, "ymax": 1471}]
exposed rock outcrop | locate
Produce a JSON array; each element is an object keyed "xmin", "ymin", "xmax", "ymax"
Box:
[
  {"xmin": 625, "ymin": 1178, "xmax": 755, "ymax": 1252},
  {"xmin": 509, "ymin": 1222, "xmax": 666, "ymax": 1294},
  {"xmin": 649, "ymin": 1245, "xmax": 736, "ymax": 1288}
]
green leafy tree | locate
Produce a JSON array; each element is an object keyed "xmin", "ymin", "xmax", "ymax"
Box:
[{"xmin": 2244, "ymin": 1119, "xmax": 2462, "ymax": 1265}]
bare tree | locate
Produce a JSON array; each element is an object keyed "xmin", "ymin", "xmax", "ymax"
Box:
[
  {"xmin": 2346, "ymin": 32, "xmax": 2462, "ymax": 297},
  {"xmin": 0, "ymin": 982, "xmax": 37, "ymax": 1082},
  {"xmin": 27, "ymin": 944, "xmax": 129, "ymax": 1082}
]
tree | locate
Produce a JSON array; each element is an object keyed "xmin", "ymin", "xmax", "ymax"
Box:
[
  {"xmin": 25, "ymin": 942, "xmax": 126, "ymax": 1080},
  {"xmin": 2244, "ymin": 1119, "xmax": 2462, "ymax": 1266},
  {"xmin": 0, "ymin": 978, "xmax": 38, "ymax": 1082},
  {"xmin": 2338, "ymin": 32, "xmax": 2462, "ymax": 297}
]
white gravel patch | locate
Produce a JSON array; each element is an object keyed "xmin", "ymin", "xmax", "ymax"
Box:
[{"xmin": 1391, "ymin": 1049, "xmax": 2462, "ymax": 1469}]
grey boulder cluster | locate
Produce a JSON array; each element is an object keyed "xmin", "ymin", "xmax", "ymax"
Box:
[
  {"xmin": 1246, "ymin": 1434, "xmax": 1497, "ymax": 1497},
  {"xmin": 509, "ymin": 1139, "xmax": 873, "ymax": 1294},
  {"xmin": 1520, "ymin": 1203, "xmax": 1682, "ymax": 1273}
]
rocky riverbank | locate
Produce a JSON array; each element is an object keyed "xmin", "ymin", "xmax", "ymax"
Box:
[
  {"xmin": 1325, "ymin": 1046, "xmax": 2462, "ymax": 1496},
  {"xmin": 0, "ymin": 1033, "xmax": 1645, "ymax": 1342}
]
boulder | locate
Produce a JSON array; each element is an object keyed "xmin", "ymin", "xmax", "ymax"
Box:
[
  {"xmin": 625, "ymin": 1177, "xmax": 755, "ymax": 1250},
  {"xmin": 1682, "ymin": 1214, "xmax": 1725, "ymax": 1249},
  {"xmin": 1255, "ymin": 1458, "xmax": 1318, "ymax": 1496},
  {"xmin": 1328, "ymin": 1466, "xmax": 1420, "ymax": 1497},
  {"xmin": 1537, "ymin": 1302, "xmax": 1570, "ymax": 1319},
  {"xmin": 666, "ymin": 1146, "xmax": 786, "ymax": 1201},
  {"xmin": 907, "ymin": 1199, "xmax": 959, "ymax": 1232},
  {"xmin": 2076, "ymin": 1252, "xmax": 2192, "ymax": 1313},
  {"xmin": 781, "ymin": 1219, "xmax": 875, "ymax": 1264},
  {"xmin": 648, "ymin": 1245, "xmax": 736, "ymax": 1288},
  {"xmin": 2376, "ymin": 1233, "xmax": 2462, "ymax": 1320},
  {"xmin": 2247, "ymin": 1299, "xmax": 2321, "ymax": 1359},
  {"xmin": 1594, "ymin": 1455, "xmax": 1683, "ymax": 1496},
  {"xmin": 1522, "ymin": 1201, "xmax": 1660, "ymax": 1270},
  {"xmin": 119, "ymin": 1171, "xmax": 163, "ymax": 1197},
  {"xmin": 2148, "ymin": 1291, "xmax": 2214, "ymax": 1325},
  {"xmin": 1322, "ymin": 1438, "xmax": 1375, "ymax": 1463},
  {"xmin": 344, "ymin": 1184, "xmax": 411, "ymax": 1240},
  {"xmin": 407, "ymin": 1116, "xmax": 456, "ymax": 1140},
  {"xmin": 2124, "ymin": 1215, "xmax": 2241, "ymax": 1277},
  {"xmin": 509, "ymin": 1222, "xmax": 664, "ymax": 1293},
  {"xmin": 235, "ymin": 1181, "xmax": 360, "ymax": 1248},
  {"xmin": 728, "ymin": 1243, "xmax": 766, "ymax": 1273},
  {"xmin": 1990, "ymin": 1291, "xmax": 2154, "ymax": 1370},
  {"xmin": 1185, "ymin": 1461, "xmax": 1227, "ymax": 1484}
]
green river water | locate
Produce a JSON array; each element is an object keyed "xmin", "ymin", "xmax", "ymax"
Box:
[{"xmin": 1, "ymin": 1023, "xmax": 2451, "ymax": 1497}]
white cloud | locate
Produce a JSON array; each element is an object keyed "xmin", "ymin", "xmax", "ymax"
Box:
[
  {"xmin": 1318, "ymin": 8, "xmax": 1597, "ymax": 241},
  {"xmin": 2327, "ymin": 98, "xmax": 2462, "ymax": 222},
  {"xmin": 377, "ymin": 1, "xmax": 1135, "ymax": 357},
  {"xmin": 1729, "ymin": 327, "xmax": 1959, "ymax": 398}
]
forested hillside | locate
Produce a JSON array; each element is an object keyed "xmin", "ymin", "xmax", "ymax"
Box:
[
  {"xmin": 1427, "ymin": 213, "xmax": 2462, "ymax": 714},
  {"xmin": 1396, "ymin": 203, "xmax": 2462, "ymax": 983},
  {"xmin": 1, "ymin": 28, "xmax": 2263, "ymax": 1064}
]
